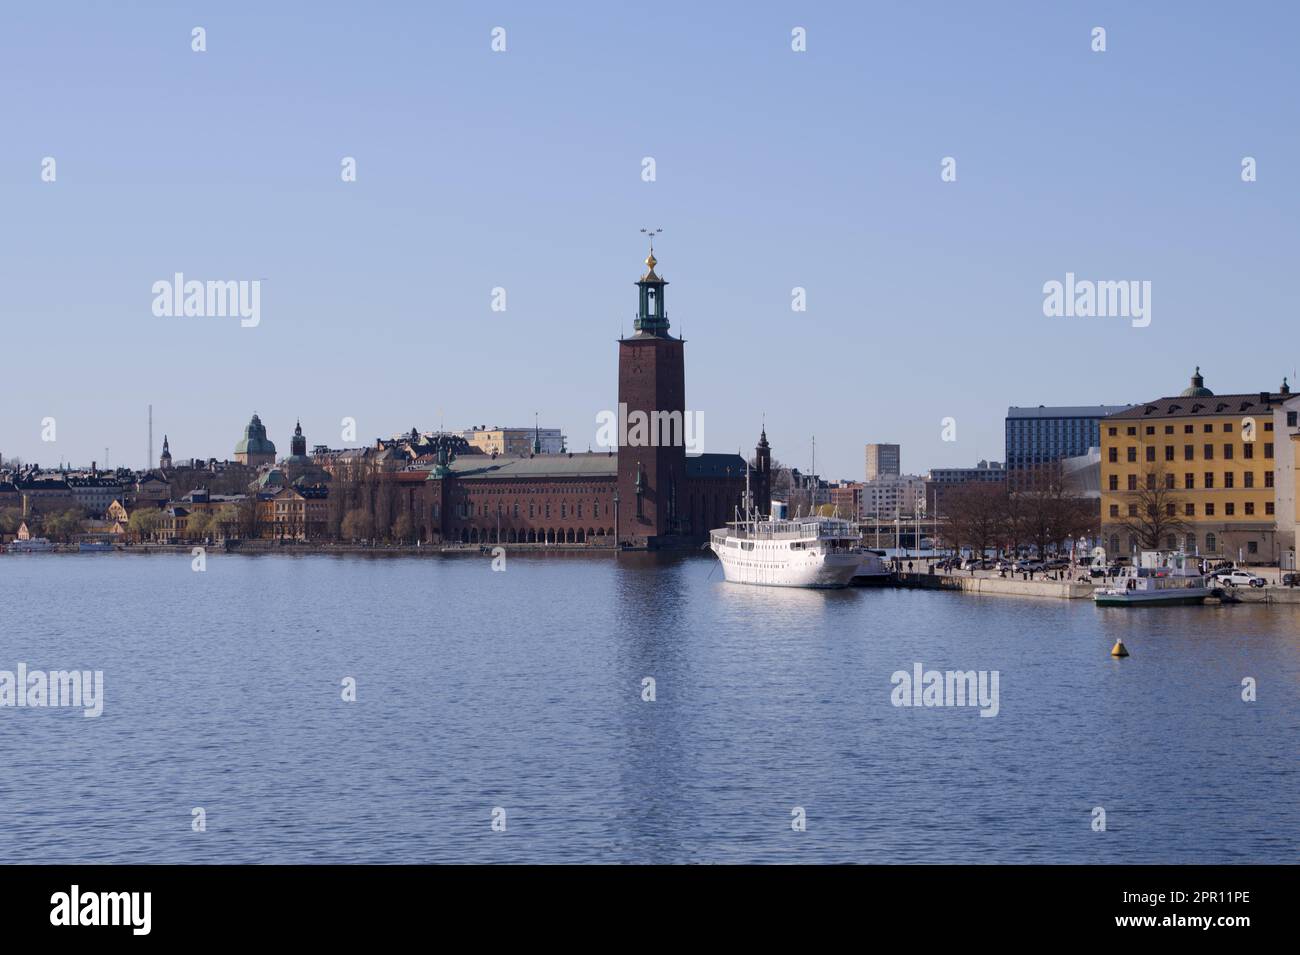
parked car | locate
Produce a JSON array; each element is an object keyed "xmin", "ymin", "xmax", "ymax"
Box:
[
  {"xmin": 1282, "ymin": 572, "xmax": 1300, "ymax": 587},
  {"xmin": 1214, "ymin": 569, "xmax": 1267, "ymax": 588}
]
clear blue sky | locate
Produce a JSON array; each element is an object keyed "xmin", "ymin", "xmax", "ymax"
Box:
[{"xmin": 2, "ymin": 1, "xmax": 1296, "ymax": 480}]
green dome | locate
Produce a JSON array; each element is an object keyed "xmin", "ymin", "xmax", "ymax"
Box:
[{"xmin": 235, "ymin": 413, "xmax": 277, "ymax": 455}]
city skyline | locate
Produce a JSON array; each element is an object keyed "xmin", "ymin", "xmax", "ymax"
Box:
[
  {"xmin": 1, "ymin": 0, "xmax": 1296, "ymax": 895},
  {"xmin": 2, "ymin": 3, "xmax": 1298, "ymax": 478},
  {"xmin": 3, "ymin": 360, "xmax": 1292, "ymax": 484}
]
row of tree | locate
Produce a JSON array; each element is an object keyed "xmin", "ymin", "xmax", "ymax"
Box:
[
  {"xmin": 942, "ymin": 464, "xmax": 1096, "ymax": 557},
  {"xmin": 0, "ymin": 506, "xmax": 88, "ymax": 542},
  {"xmin": 943, "ymin": 463, "xmax": 1206, "ymax": 558}
]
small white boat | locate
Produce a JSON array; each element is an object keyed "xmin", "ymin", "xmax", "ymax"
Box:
[
  {"xmin": 710, "ymin": 513, "xmax": 864, "ymax": 588},
  {"xmin": 8, "ymin": 538, "xmax": 54, "ymax": 553},
  {"xmin": 1094, "ymin": 551, "xmax": 1209, "ymax": 606}
]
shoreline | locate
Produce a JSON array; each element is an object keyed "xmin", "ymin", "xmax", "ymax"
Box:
[
  {"xmin": 11, "ymin": 546, "xmax": 1300, "ymax": 604},
  {"xmin": 2, "ymin": 541, "xmax": 619, "ymax": 557}
]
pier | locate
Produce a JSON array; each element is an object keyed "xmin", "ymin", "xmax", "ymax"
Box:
[
  {"xmin": 891, "ymin": 570, "xmax": 1094, "ymax": 599},
  {"xmin": 888, "ymin": 568, "xmax": 1300, "ymax": 602}
]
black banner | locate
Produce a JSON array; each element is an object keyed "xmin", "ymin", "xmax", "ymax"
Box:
[{"xmin": 0, "ymin": 865, "xmax": 1284, "ymax": 940}]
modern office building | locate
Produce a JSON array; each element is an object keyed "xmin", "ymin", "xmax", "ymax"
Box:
[
  {"xmin": 927, "ymin": 460, "xmax": 1005, "ymax": 485},
  {"xmin": 1005, "ymin": 404, "xmax": 1129, "ymax": 488},
  {"xmin": 924, "ymin": 460, "xmax": 1005, "ymax": 515},
  {"xmin": 862, "ymin": 474, "xmax": 926, "ymax": 518},
  {"xmin": 864, "ymin": 443, "xmax": 901, "ymax": 482}
]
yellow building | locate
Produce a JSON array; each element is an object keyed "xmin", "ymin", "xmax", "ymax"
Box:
[
  {"xmin": 261, "ymin": 484, "xmax": 329, "ymax": 540},
  {"xmin": 461, "ymin": 425, "xmax": 564, "ymax": 456},
  {"xmin": 1099, "ymin": 369, "xmax": 1291, "ymax": 564}
]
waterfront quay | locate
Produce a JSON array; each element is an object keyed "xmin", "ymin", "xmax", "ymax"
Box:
[{"xmin": 889, "ymin": 562, "xmax": 1300, "ymax": 602}]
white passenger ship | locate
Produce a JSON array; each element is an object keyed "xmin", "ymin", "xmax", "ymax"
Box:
[
  {"xmin": 1093, "ymin": 551, "xmax": 1210, "ymax": 606},
  {"xmin": 709, "ymin": 503, "xmax": 864, "ymax": 589}
]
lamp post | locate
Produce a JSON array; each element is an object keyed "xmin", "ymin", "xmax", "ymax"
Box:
[{"xmin": 613, "ymin": 488, "xmax": 621, "ymax": 550}]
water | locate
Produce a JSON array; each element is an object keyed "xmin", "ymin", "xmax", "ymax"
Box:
[{"xmin": 1, "ymin": 552, "xmax": 1296, "ymax": 864}]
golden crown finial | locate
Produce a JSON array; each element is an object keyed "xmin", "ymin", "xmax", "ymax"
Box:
[{"xmin": 640, "ymin": 227, "xmax": 662, "ymax": 272}]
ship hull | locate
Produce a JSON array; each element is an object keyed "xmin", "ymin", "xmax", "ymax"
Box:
[
  {"xmin": 710, "ymin": 544, "xmax": 862, "ymax": 588},
  {"xmin": 7, "ymin": 540, "xmax": 54, "ymax": 553},
  {"xmin": 1093, "ymin": 590, "xmax": 1209, "ymax": 606}
]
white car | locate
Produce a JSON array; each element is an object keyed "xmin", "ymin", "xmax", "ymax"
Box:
[{"xmin": 1214, "ymin": 569, "xmax": 1266, "ymax": 588}]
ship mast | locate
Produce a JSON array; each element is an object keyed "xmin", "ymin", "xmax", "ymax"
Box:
[{"xmin": 745, "ymin": 457, "xmax": 752, "ymax": 534}]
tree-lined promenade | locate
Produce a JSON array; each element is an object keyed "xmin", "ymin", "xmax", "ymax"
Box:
[{"xmin": 938, "ymin": 463, "xmax": 1095, "ymax": 557}]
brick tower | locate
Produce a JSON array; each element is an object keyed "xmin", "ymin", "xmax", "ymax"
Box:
[
  {"xmin": 616, "ymin": 239, "xmax": 687, "ymax": 548},
  {"xmin": 752, "ymin": 426, "xmax": 772, "ymax": 517}
]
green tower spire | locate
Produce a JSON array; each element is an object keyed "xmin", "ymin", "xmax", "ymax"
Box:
[{"xmin": 634, "ymin": 229, "xmax": 669, "ymax": 336}]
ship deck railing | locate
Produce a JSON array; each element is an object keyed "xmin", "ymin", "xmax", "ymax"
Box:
[{"xmin": 712, "ymin": 518, "xmax": 860, "ymax": 543}]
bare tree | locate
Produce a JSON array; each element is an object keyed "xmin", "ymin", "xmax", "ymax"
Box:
[
  {"xmin": 945, "ymin": 482, "xmax": 1005, "ymax": 558},
  {"xmin": 341, "ymin": 508, "xmax": 373, "ymax": 542},
  {"xmin": 237, "ymin": 495, "xmax": 263, "ymax": 540},
  {"xmin": 1015, "ymin": 462, "xmax": 1096, "ymax": 557},
  {"xmin": 1118, "ymin": 466, "xmax": 1189, "ymax": 550}
]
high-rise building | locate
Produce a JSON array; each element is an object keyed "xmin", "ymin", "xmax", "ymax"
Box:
[
  {"xmin": 1005, "ymin": 404, "xmax": 1129, "ymax": 487},
  {"xmin": 864, "ymin": 443, "xmax": 900, "ymax": 482}
]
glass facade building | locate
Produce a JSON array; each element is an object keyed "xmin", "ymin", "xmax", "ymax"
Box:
[{"xmin": 1005, "ymin": 406, "xmax": 1129, "ymax": 485}]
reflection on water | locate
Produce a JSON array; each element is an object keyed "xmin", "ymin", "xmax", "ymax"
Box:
[{"xmin": 0, "ymin": 552, "xmax": 1295, "ymax": 863}]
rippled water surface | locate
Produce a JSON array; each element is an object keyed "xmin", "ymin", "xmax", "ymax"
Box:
[{"xmin": 1, "ymin": 552, "xmax": 1296, "ymax": 863}]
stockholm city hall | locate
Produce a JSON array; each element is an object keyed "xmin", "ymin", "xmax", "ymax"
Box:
[{"xmin": 407, "ymin": 242, "xmax": 773, "ymax": 549}]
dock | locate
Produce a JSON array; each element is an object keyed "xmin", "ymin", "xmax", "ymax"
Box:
[
  {"xmin": 889, "ymin": 569, "xmax": 1300, "ymax": 603},
  {"xmin": 892, "ymin": 571, "xmax": 1094, "ymax": 599}
]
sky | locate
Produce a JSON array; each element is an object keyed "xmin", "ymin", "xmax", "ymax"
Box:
[{"xmin": 1, "ymin": 1, "xmax": 1297, "ymax": 481}]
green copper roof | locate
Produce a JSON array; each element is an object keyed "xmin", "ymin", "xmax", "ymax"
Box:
[{"xmin": 235, "ymin": 413, "xmax": 277, "ymax": 455}]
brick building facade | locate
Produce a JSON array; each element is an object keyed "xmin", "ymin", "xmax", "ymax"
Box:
[{"xmin": 411, "ymin": 247, "xmax": 771, "ymax": 548}]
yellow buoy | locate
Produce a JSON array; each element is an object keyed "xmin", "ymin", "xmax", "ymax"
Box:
[{"xmin": 1111, "ymin": 638, "xmax": 1129, "ymax": 658}]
